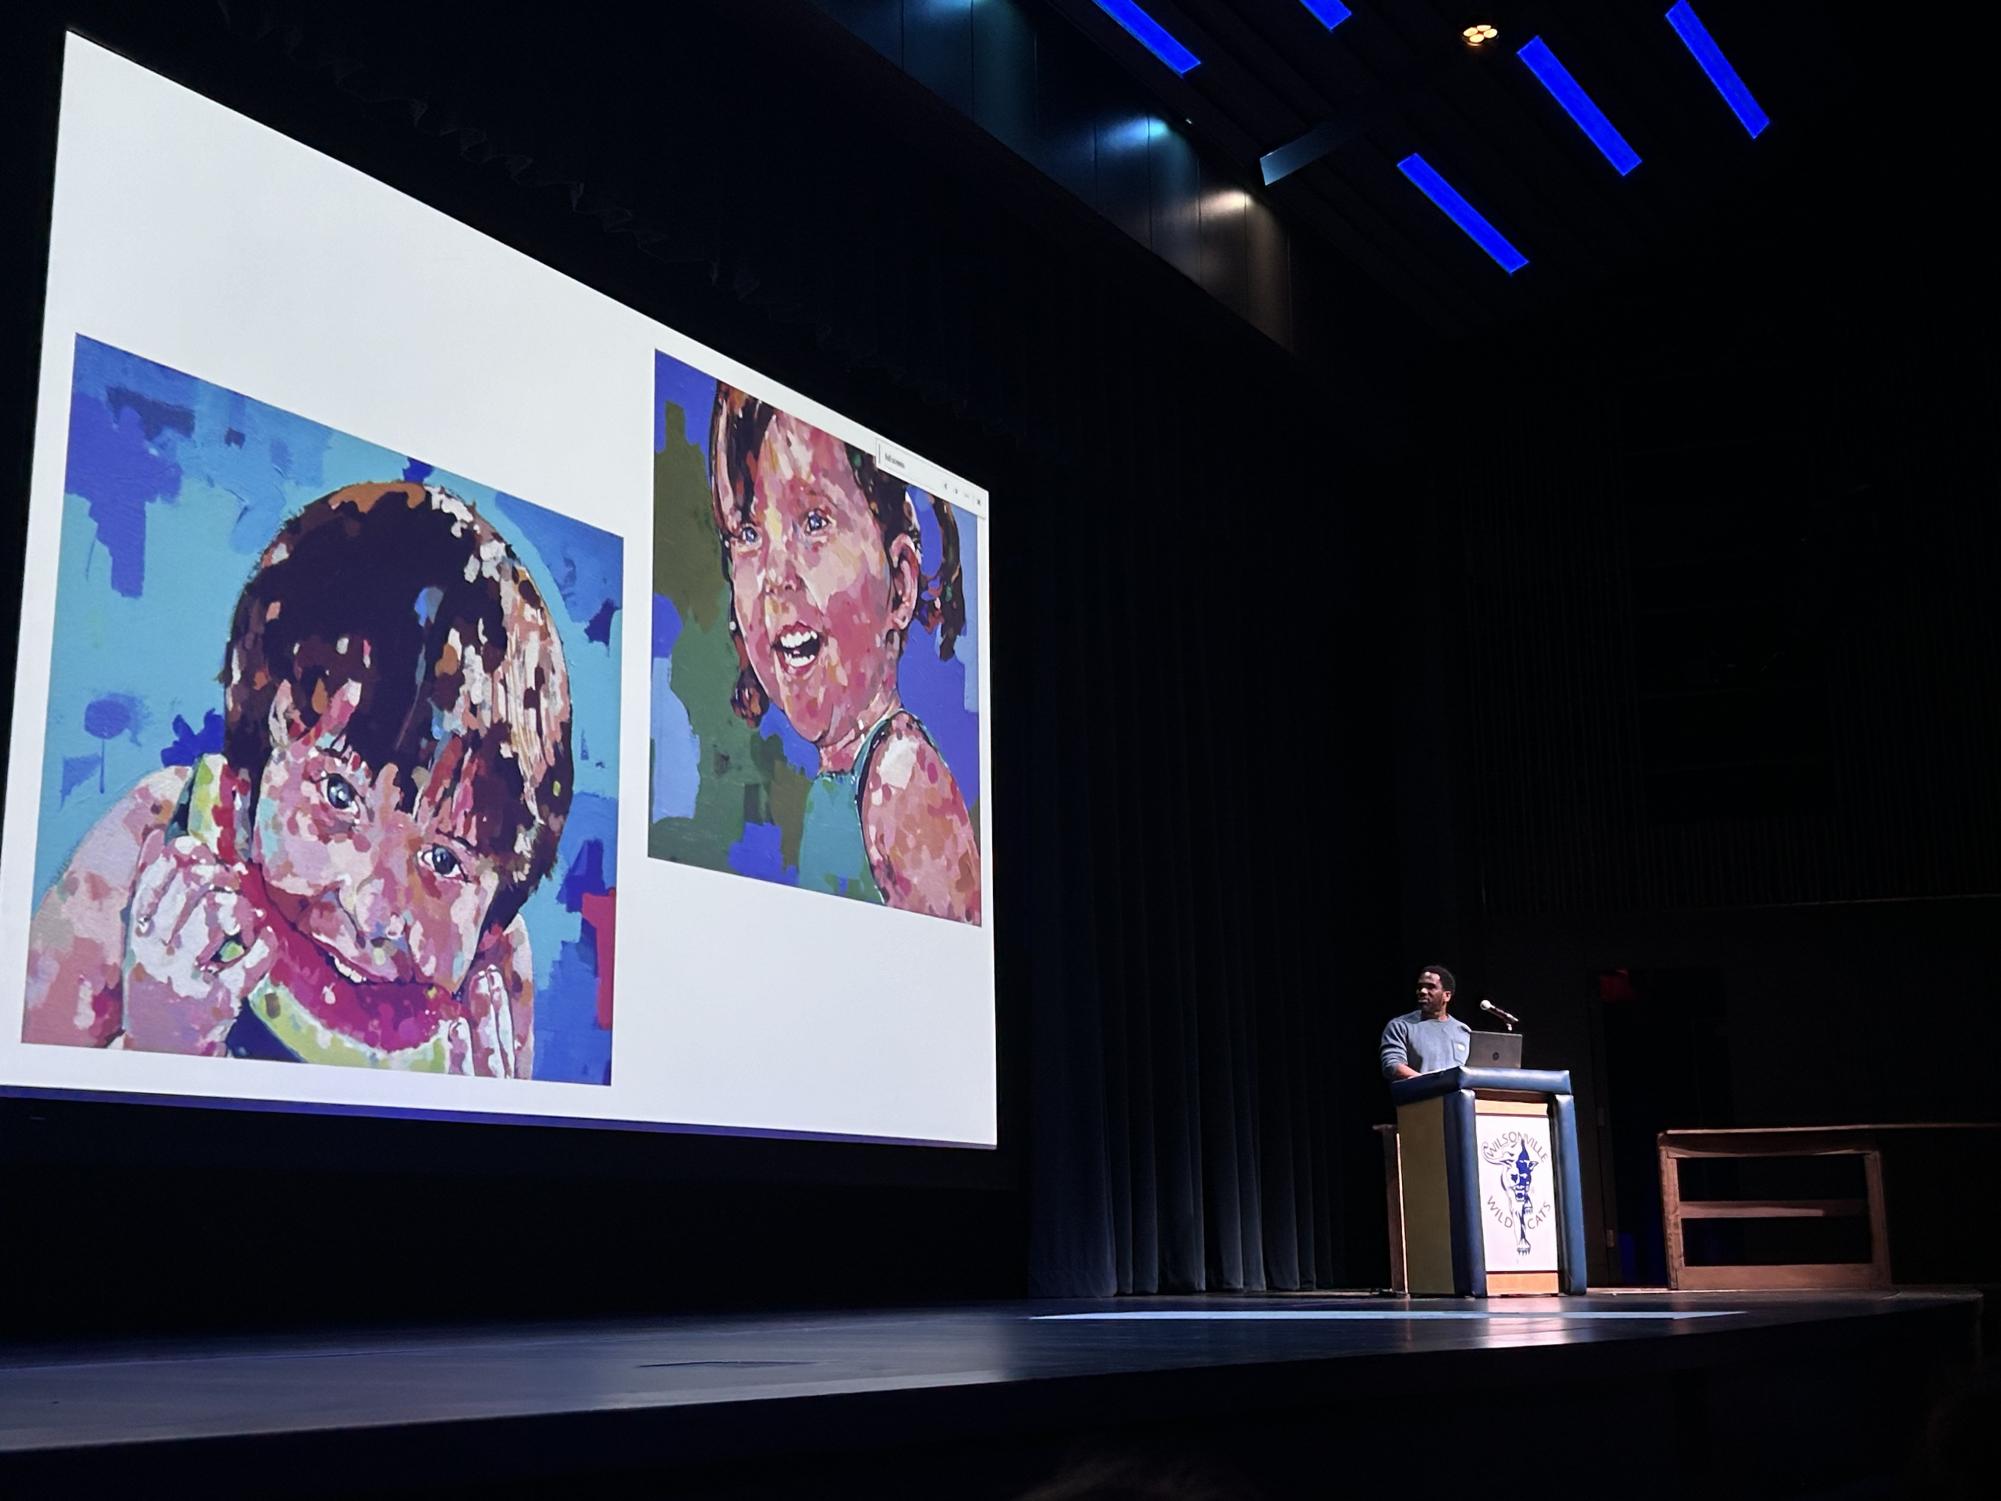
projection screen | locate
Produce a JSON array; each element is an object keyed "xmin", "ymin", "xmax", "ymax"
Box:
[{"xmin": 0, "ymin": 36, "xmax": 996, "ymax": 1148}]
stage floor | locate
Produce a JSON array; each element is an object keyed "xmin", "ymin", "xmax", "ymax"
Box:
[{"xmin": 0, "ymin": 1289, "xmax": 1983, "ymax": 1497}]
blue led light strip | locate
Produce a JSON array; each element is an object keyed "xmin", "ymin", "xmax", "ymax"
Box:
[
  {"xmin": 1665, "ymin": 1, "xmax": 1769, "ymax": 137},
  {"xmin": 1298, "ymin": 1, "xmax": 1353, "ymax": 29},
  {"xmin": 1397, "ymin": 155, "xmax": 1528, "ymax": 273},
  {"xmin": 1517, "ymin": 37, "xmax": 1641, "ymax": 175},
  {"xmin": 1092, "ymin": 1, "xmax": 1201, "ymax": 76}
]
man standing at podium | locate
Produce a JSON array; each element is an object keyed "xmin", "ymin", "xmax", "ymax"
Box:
[{"xmin": 1380, "ymin": 965, "xmax": 1471, "ymax": 1080}]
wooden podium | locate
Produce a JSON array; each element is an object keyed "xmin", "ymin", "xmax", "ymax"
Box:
[{"xmin": 1387, "ymin": 1067, "xmax": 1589, "ymax": 1296}]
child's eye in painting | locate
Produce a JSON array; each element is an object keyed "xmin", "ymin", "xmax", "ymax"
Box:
[
  {"xmin": 322, "ymin": 773, "xmax": 360, "ymax": 813},
  {"xmin": 418, "ymin": 845, "xmax": 464, "ymax": 879},
  {"xmin": 733, "ymin": 522, "xmax": 759, "ymax": 547},
  {"xmin": 803, "ymin": 509, "xmax": 831, "ymax": 535}
]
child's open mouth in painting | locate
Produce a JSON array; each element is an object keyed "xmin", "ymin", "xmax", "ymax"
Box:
[
  {"xmin": 774, "ymin": 625, "xmax": 823, "ymax": 674},
  {"xmin": 323, "ymin": 948, "xmax": 375, "ymax": 986}
]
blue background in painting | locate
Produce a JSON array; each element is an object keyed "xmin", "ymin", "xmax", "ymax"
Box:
[
  {"xmin": 651, "ymin": 350, "xmax": 981, "ymax": 879},
  {"xmin": 38, "ymin": 335, "xmax": 622, "ymax": 1085}
]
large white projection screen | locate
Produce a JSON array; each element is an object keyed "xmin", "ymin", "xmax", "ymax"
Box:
[{"xmin": 0, "ymin": 37, "xmax": 996, "ymax": 1147}]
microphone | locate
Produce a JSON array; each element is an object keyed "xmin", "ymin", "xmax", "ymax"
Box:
[{"xmin": 1479, "ymin": 998, "xmax": 1522, "ymax": 1030}]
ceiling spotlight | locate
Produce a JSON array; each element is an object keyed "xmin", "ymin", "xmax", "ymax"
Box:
[{"xmin": 1464, "ymin": 24, "xmax": 1499, "ymax": 47}]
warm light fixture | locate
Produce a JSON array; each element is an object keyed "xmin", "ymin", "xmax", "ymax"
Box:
[{"xmin": 1464, "ymin": 24, "xmax": 1499, "ymax": 47}]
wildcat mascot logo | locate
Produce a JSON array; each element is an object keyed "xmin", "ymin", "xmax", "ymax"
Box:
[{"xmin": 1483, "ymin": 1130, "xmax": 1554, "ymax": 1255}]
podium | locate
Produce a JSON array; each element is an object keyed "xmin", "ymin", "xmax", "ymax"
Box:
[{"xmin": 1388, "ymin": 1067, "xmax": 1589, "ymax": 1296}]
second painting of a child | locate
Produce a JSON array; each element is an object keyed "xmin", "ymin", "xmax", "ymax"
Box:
[{"xmin": 649, "ymin": 355, "xmax": 983, "ymax": 925}]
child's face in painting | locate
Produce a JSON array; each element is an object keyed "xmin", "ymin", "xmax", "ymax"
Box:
[
  {"xmin": 250, "ymin": 681, "xmax": 504, "ymax": 995},
  {"xmin": 725, "ymin": 414, "xmax": 918, "ymax": 746}
]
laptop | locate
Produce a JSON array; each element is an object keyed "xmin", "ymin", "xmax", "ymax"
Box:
[{"xmin": 1468, "ymin": 1030, "xmax": 1523, "ymax": 1069}]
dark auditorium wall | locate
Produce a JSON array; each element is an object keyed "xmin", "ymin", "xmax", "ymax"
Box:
[
  {"xmin": 1393, "ymin": 46, "xmax": 2001, "ymax": 1284},
  {"xmin": 1, "ymin": 0, "xmax": 1413, "ymax": 1322}
]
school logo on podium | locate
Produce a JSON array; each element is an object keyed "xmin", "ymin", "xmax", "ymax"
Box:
[{"xmin": 1483, "ymin": 1131, "xmax": 1554, "ymax": 1256}]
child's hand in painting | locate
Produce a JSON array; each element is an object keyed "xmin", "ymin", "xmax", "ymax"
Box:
[
  {"xmin": 447, "ymin": 965, "xmax": 514, "ymax": 1078},
  {"xmin": 121, "ymin": 829, "xmax": 276, "ymax": 1055},
  {"xmin": 446, "ymin": 931, "xmax": 535, "ymax": 1079}
]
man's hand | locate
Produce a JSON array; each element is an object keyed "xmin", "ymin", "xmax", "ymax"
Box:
[{"xmin": 122, "ymin": 830, "xmax": 276, "ymax": 1055}]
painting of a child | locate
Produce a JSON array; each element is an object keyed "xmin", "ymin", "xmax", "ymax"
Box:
[
  {"xmin": 649, "ymin": 362, "xmax": 982, "ymax": 926},
  {"xmin": 18, "ymin": 337, "xmax": 620, "ymax": 1081}
]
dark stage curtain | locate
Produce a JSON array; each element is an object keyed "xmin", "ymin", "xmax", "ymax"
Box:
[{"xmin": 1020, "ymin": 304, "xmax": 1385, "ymax": 1294}]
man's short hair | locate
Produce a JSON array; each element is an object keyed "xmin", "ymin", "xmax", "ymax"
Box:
[{"xmin": 1418, "ymin": 964, "xmax": 1456, "ymax": 994}]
